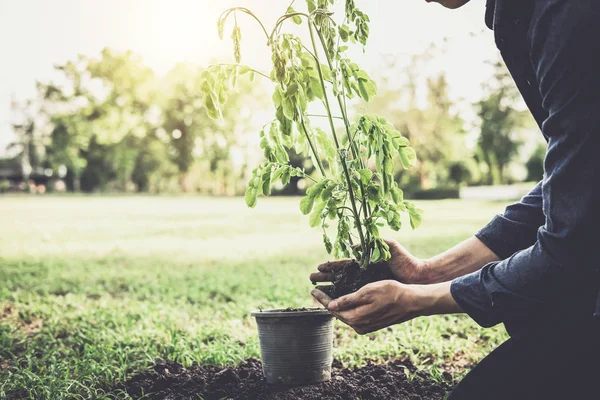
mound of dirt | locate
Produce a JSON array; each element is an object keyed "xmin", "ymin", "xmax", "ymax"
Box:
[{"xmin": 117, "ymin": 358, "xmax": 452, "ymax": 400}]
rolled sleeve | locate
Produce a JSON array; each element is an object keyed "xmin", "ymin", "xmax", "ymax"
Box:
[{"xmin": 475, "ymin": 182, "xmax": 544, "ymax": 260}]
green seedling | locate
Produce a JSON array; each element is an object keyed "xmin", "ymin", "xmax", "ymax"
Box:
[{"xmin": 202, "ymin": 0, "xmax": 423, "ymax": 269}]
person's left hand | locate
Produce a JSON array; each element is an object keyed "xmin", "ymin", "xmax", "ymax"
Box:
[{"xmin": 311, "ymin": 280, "xmax": 420, "ymax": 335}]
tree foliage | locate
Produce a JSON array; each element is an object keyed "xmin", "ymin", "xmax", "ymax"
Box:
[
  {"xmin": 27, "ymin": 49, "xmax": 258, "ymax": 192},
  {"xmin": 476, "ymin": 61, "xmax": 531, "ymax": 184},
  {"xmin": 365, "ymin": 58, "xmax": 468, "ymax": 190}
]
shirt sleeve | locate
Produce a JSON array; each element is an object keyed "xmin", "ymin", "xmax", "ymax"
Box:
[
  {"xmin": 452, "ymin": 0, "xmax": 600, "ymax": 328},
  {"xmin": 475, "ymin": 181, "xmax": 545, "ymax": 260}
]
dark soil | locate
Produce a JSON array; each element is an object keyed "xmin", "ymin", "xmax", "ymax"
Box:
[
  {"xmin": 116, "ymin": 358, "xmax": 452, "ymax": 400},
  {"xmin": 316, "ymin": 260, "xmax": 395, "ymax": 299}
]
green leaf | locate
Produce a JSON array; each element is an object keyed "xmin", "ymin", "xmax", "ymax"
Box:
[
  {"xmin": 327, "ymin": 198, "xmax": 337, "ymax": 219},
  {"xmin": 204, "ymin": 95, "xmax": 220, "ymax": 120},
  {"xmin": 321, "ymin": 64, "xmax": 332, "ymax": 81},
  {"xmin": 393, "ymin": 135, "xmax": 410, "ymax": 148},
  {"xmin": 261, "ymin": 168, "xmax": 272, "ymax": 196},
  {"xmin": 315, "ymin": 128, "xmax": 336, "ymax": 162},
  {"xmin": 323, "ymin": 233, "xmax": 333, "ymax": 254},
  {"xmin": 405, "ymin": 202, "xmax": 423, "ymax": 229},
  {"xmin": 338, "ymin": 25, "xmax": 350, "ymax": 42},
  {"xmin": 300, "ymin": 195, "xmax": 315, "ymax": 215},
  {"xmin": 287, "ymin": 6, "xmax": 302, "ymax": 24},
  {"xmin": 320, "ymin": 180, "xmax": 336, "ymax": 200},
  {"xmin": 366, "ymin": 183, "xmax": 381, "ymax": 203},
  {"xmin": 399, "ymin": 147, "xmax": 417, "ymax": 169},
  {"xmin": 309, "ymin": 77, "xmax": 324, "ymax": 100},
  {"xmin": 355, "ymin": 70, "xmax": 370, "ymax": 81},
  {"xmin": 365, "ymin": 79, "xmax": 377, "ymax": 98},
  {"xmin": 286, "ymin": 83, "xmax": 299, "ymax": 96},
  {"xmin": 272, "ymin": 89, "xmax": 282, "ymax": 108},
  {"xmin": 282, "ymin": 96, "xmax": 296, "ymax": 121},
  {"xmin": 391, "ymin": 187, "xmax": 404, "ymax": 204},
  {"xmin": 306, "ymin": 178, "xmax": 329, "ymax": 199},
  {"xmin": 307, "ymin": 0, "xmax": 316, "ymax": 13},
  {"xmin": 281, "ymin": 168, "xmax": 292, "ymax": 185},
  {"xmin": 217, "ymin": 85, "xmax": 227, "ymax": 104},
  {"xmin": 217, "ymin": 17, "xmax": 226, "ymax": 40},
  {"xmin": 276, "ymin": 107, "xmax": 293, "ymax": 138},
  {"xmin": 371, "ymin": 246, "xmax": 381, "ymax": 263},
  {"xmin": 358, "ymin": 79, "xmax": 370, "ymax": 101},
  {"xmin": 238, "ymin": 65, "xmax": 252, "ymax": 75},
  {"xmin": 272, "ymin": 166, "xmax": 284, "ymax": 182},
  {"xmin": 309, "ymin": 199, "xmax": 327, "ymax": 227},
  {"xmin": 296, "ymin": 85, "xmax": 307, "ymax": 112},
  {"xmin": 245, "ymin": 186, "xmax": 258, "ymax": 208},
  {"xmin": 357, "ymin": 169, "xmax": 372, "ymax": 185}
]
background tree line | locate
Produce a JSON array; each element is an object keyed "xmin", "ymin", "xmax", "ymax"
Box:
[{"xmin": 1, "ymin": 47, "xmax": 546, "ymax": 196}]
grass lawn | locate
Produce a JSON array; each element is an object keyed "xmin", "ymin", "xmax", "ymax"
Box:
[{"xmin": 0, "ymin": 195, "xmax": 510, "ymax": 399}]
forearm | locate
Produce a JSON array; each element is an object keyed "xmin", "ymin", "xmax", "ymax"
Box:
[
  {"xmin": 420, "ymin": 236, "xmax": 500, "ymax": 284},
  {"xmin": 410, "ymin": 281, "xmax": 464, "ymax": 316}
]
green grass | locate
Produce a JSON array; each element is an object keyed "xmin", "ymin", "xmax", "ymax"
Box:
[{"xmin": 0, "ymin": 195, "xmax": 510, "ymax": 399}]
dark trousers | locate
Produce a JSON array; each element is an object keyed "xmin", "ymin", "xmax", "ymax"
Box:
[{"xmin": 447, "ymin": 313, "xmax": 600, "ymax": 400}]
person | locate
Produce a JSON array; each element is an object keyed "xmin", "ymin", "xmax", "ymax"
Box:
[{"xmin": 310, "ymin": 0, "xmax": 600, "ymax": 398}]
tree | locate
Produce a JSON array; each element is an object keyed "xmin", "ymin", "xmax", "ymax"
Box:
[
  {"xmin": 19, "ymin": 48, "xmax": 266, "ymax": 193},
  {"xmin": 363, "ymin": 55, "xmax": 467, "ymax": 190},
  {"xmin": 8, "ymin": 102, "xmax": 41, "ymax": 182},
  {"xmin": 39, "ymin": 49, "xmax": 167, "ymax": 191},
  {"xmin": 475, "ymin": 61, "xmax": 530, "ymax": 185},
  {"xmin": 160, "ymin": 63, "xmax": 260, "ymax": 193}
]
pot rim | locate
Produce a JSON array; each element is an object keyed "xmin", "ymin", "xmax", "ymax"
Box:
[{"xmin": 251, "ymin": 307, "xmax": 331, "ymax": 318}]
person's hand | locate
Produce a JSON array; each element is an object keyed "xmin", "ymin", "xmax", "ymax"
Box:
[
  {"xmin": 309, "ymin": 239, "xmax": 430, "ymax": 285},
  {"xmin": 312, "ymin": 280, "xmax": 416, "ymax": 334},
  {"xmin": 311, "ymin": 280, "xmax": 460, "ymax": 334}
]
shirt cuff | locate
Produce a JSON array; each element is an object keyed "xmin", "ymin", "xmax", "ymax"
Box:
[
  {"xmin": 475, "ymin": 215, "xmax": 534, "ymax": 260},
  {"xmin": 451, "ymin": 268, "xmax": 501, "ymax": 328}
]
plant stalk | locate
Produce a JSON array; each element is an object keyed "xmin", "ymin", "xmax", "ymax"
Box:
[
  {"xmin": 313, "ymin": 23, "xmax": 373, "ymax": 266},
  {"xmin": 307, "ymin": 20, "xmax": 367, "ymax": 260}
]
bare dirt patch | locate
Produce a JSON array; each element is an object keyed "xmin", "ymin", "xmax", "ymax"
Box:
[{"xmin": 117, "ymin": 358, "xmax": 452, "ymax": 399}]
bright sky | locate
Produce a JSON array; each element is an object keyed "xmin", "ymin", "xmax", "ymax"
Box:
[{"xmin": 0, "ymin": 0, "xmax": 498, "ymax": 155}]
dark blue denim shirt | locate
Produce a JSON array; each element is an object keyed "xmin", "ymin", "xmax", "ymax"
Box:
[{"xmin": 451, "ymin": 0, "xmax": 600, "ymax": 334}]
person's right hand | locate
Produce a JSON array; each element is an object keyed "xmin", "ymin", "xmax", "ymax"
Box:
[{"xmin": 309, "ymin": 239, "xmax": 431, "ymax": 285}]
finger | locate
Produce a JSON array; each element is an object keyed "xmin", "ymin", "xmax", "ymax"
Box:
[
  {"xmin": 317, "ymin": 259, "xmax": 354, "ymax": 273},
  {"xmin": 311, "ymin": 288, "xmax": 333, "ymax": 308},
  {"xmin": 309, "ymin": 272, "xmax": 335, "ymax": 283},
  {"xmin": 329, "ymin": 290, "xmax": 370, "ymax": 312}
]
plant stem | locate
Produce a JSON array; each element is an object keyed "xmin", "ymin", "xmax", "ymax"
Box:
[
  {"xmin": 215, "ymin": 64, "xmax": 271, "ymax": 80},
  {"xmin": 313, "ymin": 23, "xmax": 373, "ymax": 266},
  {"xmin": 307, "ymin": 114, "xmax": 344, "ymax": 120},
  {"xmin": 274, "ymin": 163, "xmax": 318, "ymax": 183},
  {"xmin": 269, "ymin": 12, "xmax": 310, "ymax": 43},
  {"xmin": 221, "ymin": 8, "xmax": 270, "ymax": 40},
  {"xmin": 307, "ymin": 21, "xmax": 367, "ymax": 259}
]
